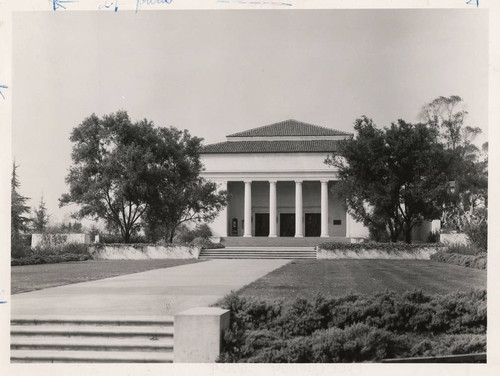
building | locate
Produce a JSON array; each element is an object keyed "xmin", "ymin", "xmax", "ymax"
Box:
[{"xmin": 200, "ymin": 119, "xmax": 369, "ymax": 241}]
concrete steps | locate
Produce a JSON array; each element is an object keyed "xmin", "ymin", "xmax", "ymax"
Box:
[
  {"xmin": 11, "ymin": 316, "xmax": 174, "ymax": 363},
  {"xmin": 199, "ymin": 247, "xmax": 317, "ymax": 259},
  {"xmin": 222, "ymin": 236, "xmax": 349, "ymax": 248}
]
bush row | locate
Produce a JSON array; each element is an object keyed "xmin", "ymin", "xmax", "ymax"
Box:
[
  {"xmin": 445, "ymin": 243, "xmax": 483, "ymax": 256},
  {"xmin": 219, "ymin": 326, "xmax": 486, "ymax": 363},
  {"xmin": 430, "ymin": 251, "xmax": 487, "ymax": 270},
  {"xmin": 217, "ymin": 290, "xmax": 486, "ymax": 362},
  {"xmin": 33, "ymin": 243, "xmax": 90, "ymax": 256},
  {"xmin": 318, "ymin": 242, "xmax": 443, "ymax": 252},
  {"xmin": 11, "ymin": 253, "xmax": 92, "ymax": 266}
]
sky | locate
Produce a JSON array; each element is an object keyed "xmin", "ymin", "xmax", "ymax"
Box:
[{"xmin": 12, "ymin": 9, "xmax": 489, "ymax": 224}]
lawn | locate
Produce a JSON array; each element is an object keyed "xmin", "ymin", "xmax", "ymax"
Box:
[
  {"xmin": 232, "ymin": 259, "xmax": 486, "ymax": 302},
  {"xmin": 11, "ymin": 259, "xmax": 203, "ymax": 294}
]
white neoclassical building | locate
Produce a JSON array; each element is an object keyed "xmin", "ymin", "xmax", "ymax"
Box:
[{"xmin": 200, "ymin": 119, "xmax": 369, "ymax": 241}]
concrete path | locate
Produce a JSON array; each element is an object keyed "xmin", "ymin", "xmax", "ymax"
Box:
[{"xmin": 11, "ymin": 259, "xmax": 290, "ymax": 317}]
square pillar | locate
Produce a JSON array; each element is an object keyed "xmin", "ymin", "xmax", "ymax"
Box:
[
  {"xmin": 321, "ymin": 180, "xmax": 329, "ymax": 237},
  {"xmin": 174, "ymin": 307, "xmax": 230, "ymax": 363},
  {"xmin": 295, "ymin": 180, "xmax": 303, "ymax": 237},
  {"xmin": 243, "ymin": 180, "xmax": 252, "ymax": 237},
  {"xmin": 269, "ymin": 180, "xmax": 277, "ymax": 237}
]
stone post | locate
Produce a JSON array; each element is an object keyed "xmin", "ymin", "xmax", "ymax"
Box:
[{"xmin": 174, "ymin": 307, "xmax": 230, "ymax": 363}]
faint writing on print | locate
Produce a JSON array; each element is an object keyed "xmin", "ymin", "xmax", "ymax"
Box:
[
  {"xmin": 99, "ymin": 0, "xmax": 119, "ymax": 12},
  {"xmin": 51, "ymin": 0, "xmax": 78, "ymax": 11},
  {"xmin": 217, "ymin": 0, "xmax": 293, "ymax": 5},
  {"xmin": 0, "ymin": 85, "xmax": 7, "ymax": 100},
  {"xmin": 466, "ymin": 0, "xmax": 479, "ymax": 6},
  {"xmin": 136, "ymin": 0, "xmax": 173, "ymax": 13}
]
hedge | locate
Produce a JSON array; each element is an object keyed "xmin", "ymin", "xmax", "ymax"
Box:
[
  {"xmin": 430, "ymin": 251, "xmax": 487, "ymax": 270},
  {"xmin": 318, "ymin": 242, "xmax": 444, "ymax": 253},
  {"xmin": 217, "ymin": 289, "xmax": 486, "ymax": 363},
  {"xmin": 11, "ymin": 253, "xmax": 92, "ymax": 266}
]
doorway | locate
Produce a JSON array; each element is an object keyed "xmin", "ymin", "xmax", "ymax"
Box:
[
  {"xmin": 305, "ymin": 213, "xmax": 321, "ymax": 237},
  {"xmin": 255, "ymin": 213, "xmax": 270, "ymax": 237},
  {"xmin": 279, "ymin": 213, "xmax": 295, "ymax": 237}
]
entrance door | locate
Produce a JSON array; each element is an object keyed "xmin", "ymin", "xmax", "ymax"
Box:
[
  {"xmin": 255, "ymin": 213, "xmax": 270, "ymax": 237},
  {"xmin": 305, "ymin": 213, "xmax": 321, "ymax": 237},
  {"xmin": 280, "ymin": 213, "xmax": 295, "ymax": 237}
]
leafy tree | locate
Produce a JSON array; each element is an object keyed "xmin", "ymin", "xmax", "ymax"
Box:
[
  {"xmin": 60, "ymin": 111, "xmax": 156, "ymax": 242},
  {"xmin": 420, "ymin": 96, "xmax": 487, "ymax": 231},
  {"xmin": 326, "ymin": 117, "xmax": 452, "ymax": 243},
  {"xmin": 32, "ymin": 194, "xmax": 50, "ymax": 232},
  {"xmin": 61, "ymin": 111, "xmax": 227, "ymax": 243},
  {"xmin": 143, "ymin": 127, "xmax": 227, "ymax": 243}
]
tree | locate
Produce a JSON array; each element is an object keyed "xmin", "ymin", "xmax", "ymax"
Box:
[
  {"xmin": 11, "ymin": 163, "xmax": 31, "ymax": 255},
  {"xmin": 326, "ymin": 117, "xmax": 453, "ymax": 243},
  {"xmin": 60, "ymin": 111, "xmax": 227, "ymax": 243},
  {"xmin": 60, "ymin": 111, "xmax": 156, "ymax": 242},
  {"xmin": 143, "ymin": 127, "xmax": 227, "ymax": 243},
  {"xmin": 32, "ymin": 194, "xmax": 50, "ymax": 232},
  {"xmin": 420, "ymin": 96, "xmax": 487, "ymax": 231}
]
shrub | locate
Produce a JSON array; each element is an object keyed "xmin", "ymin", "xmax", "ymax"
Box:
[
  {"xmin": 318, "ymin": 242, "xmax": 443, "ymax": 253},
  {"xmin": 34, "ymin": 242, "xmax": 89, "ymax": 256},
  {"xmin": 430, "ymin": 251, "xmax": 486, "ymax": 270},
  {"xmin": 410, "ymin": 334, "xmax": 486, "ymax": 357},
  {"xmin": 174, "ymin": 224, "xmax": 213, "ymax": 244},
  {"xmin": 100, "ymin": 234, "xmax": 147, "ymax": 244},
  {"xmin": 445, "ymin": 243, "xmax": 481, "ymax": 256},
  {"xmin": 217, "ymin": 289, "xmax": 486, "ymax": 362},
  {"xmin": 426, "ymin": 231, "xmax": 440, "ymax": 243},
  {"xmin": 191, "ymin": 237, "xmax": 225, "ymax": 249},
  {"xmin": 11, "ymin": 253, "xmax": 92, "ymax": 266},
  {"xmin": 464, "ymin": 220, "xmax": 487, "ymax": 253}
]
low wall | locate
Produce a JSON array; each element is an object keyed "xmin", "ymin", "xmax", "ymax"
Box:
[
  {"xmin": 32, "ymin": 233, "xmax": 91, "ymax": 248},
  {"xmin": 89, "ymin": 244, "xmax": 200, "ymax": 260},
  {"xmin": 317, "ymin": 247, "xmax": 441, "ymax": 260}
]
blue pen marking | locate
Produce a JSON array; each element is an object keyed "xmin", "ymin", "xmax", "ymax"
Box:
[
  {"xmin": 99, "ymin": 0, "xmax": 119, "ymax": 11},
  {"xmin": 0, "ymin": 301, "xmax": 7, "ymax": 304},
  {"xmin": 0, "ymin": 85, "xmax": 7, "ymax": 100},
  {"xmin": 466, "ymin": 0, "xmax": 479, "ymax": 6},
  {"xmin": 52, "ymin": 0, "xmax": 78, "ymax": 11},
  {"xmin": 136, "ymin": 0, "xmax": 173, "ymax": 14}
]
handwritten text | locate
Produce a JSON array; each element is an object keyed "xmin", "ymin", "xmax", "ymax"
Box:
[{"xmin": 136, "ymin": 0, "xmax": 173, "ymax": 13}]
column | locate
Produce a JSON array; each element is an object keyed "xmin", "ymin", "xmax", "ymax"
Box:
[
  {"xmin": 213, "ymin": 181, "xmax": 228, "ymax": 237},
  {"xmin": 345, "ymin": 206, "xmax": 351, "ymax": 238},
  {"xmin": 243, "ymin": 180, "xmax": 252, "ymax": 237},
  {"xmin": 321, "ymin": 180, "xmax": 329, "ymax": 237},
  {"xmin": 269, "ymin": 180, "xmax": 277, "ymax": 237},
  {"xmin": 295, "ymin": 180, "xmax": 303, "ymax": 237}
]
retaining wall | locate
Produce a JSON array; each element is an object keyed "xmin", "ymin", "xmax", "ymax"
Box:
[{"xmin": 89, "ymin": 244, "xmax": 200, "ymax": 260}]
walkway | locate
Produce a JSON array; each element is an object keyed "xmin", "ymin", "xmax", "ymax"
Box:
[{"xmin": 11, "ymin": 259, "xmax": 290, "ymax": 317}]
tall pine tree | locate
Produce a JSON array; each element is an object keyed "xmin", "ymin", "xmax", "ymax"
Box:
[
  {"xmin": 11, "ymin": 163, "xmax": 31, "ymax": 255},
  {"xmin": 32, "ymin": 194, "xmax": 50, "ymax": 232}
]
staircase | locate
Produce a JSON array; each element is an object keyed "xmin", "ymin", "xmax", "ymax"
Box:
[
  {"xmin": 199, "ymin": 246, "xmax": 317, "ymax": 259},
  {"xmin": 11, "ymin": 316, "xmax": 174, "ymax": 363},
  {"xmin": 222, "ymin": 236, "xmax": 350, "ymax": 248}
]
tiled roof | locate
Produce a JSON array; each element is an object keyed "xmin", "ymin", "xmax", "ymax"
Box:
[
  {"xmin": 202, "ymin": 140, "xmax": 343, "ymax": 154},
  {"xmin": 227, "ymin": 119, "xmax": 350, "ymax": 137}
]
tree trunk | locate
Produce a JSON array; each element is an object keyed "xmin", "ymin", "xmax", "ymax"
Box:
[
  {"xmin": 123, "ymin": 231, "xmax": 131, "ymax": 243},
  {"xmin": 404, "ymin": 221, "xmax": 412, "ymax": 244}
]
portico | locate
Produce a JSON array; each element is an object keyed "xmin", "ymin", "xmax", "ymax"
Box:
[{"xmin": 200, "ymin": 119, "xmax": 368, "ymax": 240}]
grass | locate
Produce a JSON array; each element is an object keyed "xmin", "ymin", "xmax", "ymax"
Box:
[
  {"xmin": 230, "ymin": 259, "xmax": 486, "ymax": 303},
  {"xmin": 11, "ymin": 259, "xmax": 204, "ymax": 294}
]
